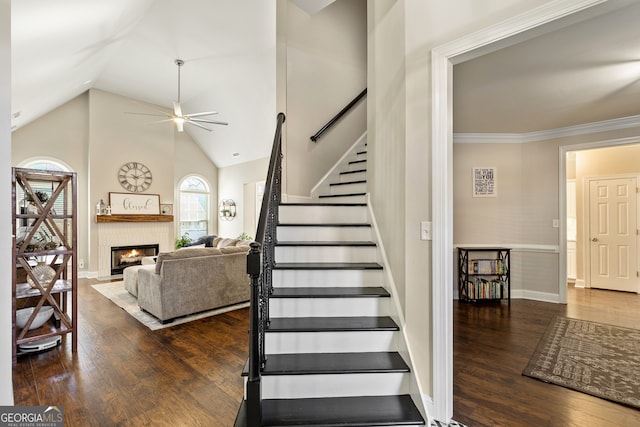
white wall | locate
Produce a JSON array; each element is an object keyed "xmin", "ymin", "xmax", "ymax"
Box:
[
  {"xmin": 1, "ymin": 0, "xmax": 14, "ymax": 404},
  {"xmin": 282, "ymin": 0, "xmax": 367, "ymax": 198},
  {"xmin": 218, "ymin": 157, "xmax": 270, "ymax": 239}
]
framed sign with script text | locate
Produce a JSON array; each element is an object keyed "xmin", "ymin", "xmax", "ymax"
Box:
[{"xmin": 109, "ymin": 192, "xmax": 161, "ymax": 215}]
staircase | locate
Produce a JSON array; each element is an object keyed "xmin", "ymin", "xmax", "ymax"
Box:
[{"xmin": 236, "ymin": 137, "xmax": 426, "ymax": 426}]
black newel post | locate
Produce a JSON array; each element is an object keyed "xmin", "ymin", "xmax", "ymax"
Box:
[{"xmin": 246, "ymin": 241, "xmax": 262, "ymax": 426}]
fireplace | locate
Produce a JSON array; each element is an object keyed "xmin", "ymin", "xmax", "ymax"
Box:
[{"xmin": 111, "ymin": 244, "xmax": 159, "ymax": 275}]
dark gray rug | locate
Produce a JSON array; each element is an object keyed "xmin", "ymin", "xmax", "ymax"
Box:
[{"xmin": 523, "ymin": 315, "xmax": 640, "ymax": 409}]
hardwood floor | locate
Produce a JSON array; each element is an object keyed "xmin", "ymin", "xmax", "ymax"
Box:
[
  {"xmin": 13, "ymin": 278, "xmax": 248, "ymax": 426},
  {"xmin": 453, "ymin": 284, "xmax": 640, "ymax": 426},
  {"xmin": 13, "ymin": 280, "xmax": 640, "ymax": 426}
]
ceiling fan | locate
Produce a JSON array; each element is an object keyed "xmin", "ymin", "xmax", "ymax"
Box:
[{"xmin": 127, "ymin": 59, "xmax": 228, "ymax": 132}]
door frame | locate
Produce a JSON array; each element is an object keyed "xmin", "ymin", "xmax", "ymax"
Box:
[
  {"xmin": 584, "ymin": 173, "xmax": 640, "ymax": 291},
  {"xmin": 431, "ymin": 0, "xmax": 634, "ymax": 422}
]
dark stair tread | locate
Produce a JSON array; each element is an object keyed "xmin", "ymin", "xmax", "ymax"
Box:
[
  {"xmin": 349, "ymin": 159, "xmax": 367, "ymax": 165},
  {"xmin": 267, "ymin": 316, "xmax": 399, "ymax": 332},
  {"xmin": 276, "ymin": 241, "xmax": 376, "ymax": 247},
  {"xmin": 330, "ymin": 180, "xmax": 367, "ymax": 187},
  {"xmin": 357, "ymin": 151, "xmax": 367, "ymax": 155},
  {"xmin": 272, "ymin": 287, "xmax": 390, "ymax": 298},
  {"xmin": 262, "ymin": 395, "xmax": 424, "ymax": 426},
  {"xmin": 263, "ymin": 352, "xmax": 409, "ymax": 375},
  {"xmin": 340, "ymin": 169, "xmax": 366, "ymax": 175},
  {"xmin": 274, "ymin": 262, "xmax": 382, "ymax": 270},
  {"xmin": 241, "ymin": 352, "xmax": 409, "ymax": 377},
  {"xmin": 278, "ymin": 222, "xmax": 371, "ymax": 227},
  {"xmin": 319, "ymin": 193, "xmax": 366, "ymax": 198}
]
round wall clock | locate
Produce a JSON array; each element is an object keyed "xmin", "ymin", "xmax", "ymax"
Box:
[{"xmin": 118, "ymin": 161, "xmax": 153, "ymax": 193}]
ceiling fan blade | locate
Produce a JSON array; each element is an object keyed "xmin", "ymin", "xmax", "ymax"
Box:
[
  {"xmin": 173, "ymin": 101, "xmax": 182, "ymax": 117},
  {"xmin": 190, "ymin": 118, "xmax": 229, "ymax": 126},
  {"xmin": 186, "ymin": 121, "xmax": 213, "ymax": 132},
  {"xmin": 183, "ymin": 111, "xmax": 218, "ymax": 118}
]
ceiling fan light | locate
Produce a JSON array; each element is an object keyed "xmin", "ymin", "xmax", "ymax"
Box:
[{"xmin": 173, "ymin": 117, "xmax": 185, "ymax": 124}]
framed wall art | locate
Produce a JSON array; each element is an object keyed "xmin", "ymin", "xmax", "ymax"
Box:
[
  {"xmin": 109, "ymin": 192, "xmax": 161, "ymax": 215},
  {"xmin": 472, "ymin": 167, "xmax": 497, "ymax": 198}
]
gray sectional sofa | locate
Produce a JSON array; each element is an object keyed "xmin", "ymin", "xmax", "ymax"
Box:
[{"xmin": 136, "ymin": 243, "xmax": 251, "ymax": 323}]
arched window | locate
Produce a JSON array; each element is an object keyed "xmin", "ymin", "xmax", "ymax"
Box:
[
  {"xmin": 18, "ymin": 159, "xmax": 71, "ymax": 213},
  {"xmin": 179, "ymin": 176, "xmax": 210, "ymax": 240}
]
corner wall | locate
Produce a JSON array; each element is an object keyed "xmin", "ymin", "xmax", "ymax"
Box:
[
  {"xmin": 282, "ymin": 0, "xmax": 367, "ymax": 198},
  {"xmin": 218, "ymin": 157, "xmax": 269, "ymax": 239}
]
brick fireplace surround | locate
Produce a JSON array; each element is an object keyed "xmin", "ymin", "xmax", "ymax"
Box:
[{"xmin": 97, "ymin": 222, "xmax": 173, "ymax": 278}]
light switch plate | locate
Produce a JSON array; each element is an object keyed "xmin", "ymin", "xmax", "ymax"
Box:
[{"xmin": 421, "ymin": 221, "xmax": 431, "ymax": 241}]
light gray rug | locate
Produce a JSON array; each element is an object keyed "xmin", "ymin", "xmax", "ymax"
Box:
[{"xmin": 91, "ymin": 281, "xmax": 249, "ymax": 331}]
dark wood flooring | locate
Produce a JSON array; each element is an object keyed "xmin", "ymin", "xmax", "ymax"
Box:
[
  {"xmin": 13, "ymin": 278, "xmax": 249, "ymax": 426},
  {"xmin": 13, "ymin": 280, "xmax": 640, "ymax": 426},
  {"xmin": 453, "ymin": 284, "xmax": 640, "ymax": 426}
]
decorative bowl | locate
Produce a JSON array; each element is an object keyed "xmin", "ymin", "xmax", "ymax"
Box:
[{"xmin": 16, "ymin": 306, "xmax": 54, "ymax": 330}]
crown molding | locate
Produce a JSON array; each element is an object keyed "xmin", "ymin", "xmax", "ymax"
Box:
[{"xmin": 454, "ymin": 114, "xmax": 640, "ymax": 144}]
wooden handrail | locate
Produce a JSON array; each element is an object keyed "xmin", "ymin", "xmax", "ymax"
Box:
[{"xmin": 310, "ymin": 88, "xmax": 367, "ymax": 142}]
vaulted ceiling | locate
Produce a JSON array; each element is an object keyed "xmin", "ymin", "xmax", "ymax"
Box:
[{"xmin": 12, "ymin": 0, "xmax": 276, "ymax": 168}]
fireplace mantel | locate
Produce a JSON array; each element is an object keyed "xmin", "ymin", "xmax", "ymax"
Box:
[{"xmin": 96, "ymin": 214, "xmax": 173, "ymax": 223}]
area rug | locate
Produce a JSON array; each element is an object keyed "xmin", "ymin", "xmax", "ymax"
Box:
[
  {"xmin": 91, "ymin": 281, "xmax": 249, "ymax": 331},
  {"xmin": 523, "ymin": 315, "xmax": 640, "ymax": 409}
]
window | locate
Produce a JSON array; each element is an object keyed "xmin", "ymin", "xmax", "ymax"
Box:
[
  {"xmin": 179, "ymin": 176, "xmax": 210, "ymax": 240},
  {"xmin": 18, "ymin": 159, "xmax": 71, "ymax": 214}
]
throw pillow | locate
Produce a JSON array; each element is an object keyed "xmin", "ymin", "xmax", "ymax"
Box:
[{"xmin": 216, "ymin": 238, "xmax": 239, "ymax": 248}]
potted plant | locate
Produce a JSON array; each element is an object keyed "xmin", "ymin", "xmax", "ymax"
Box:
[
  {"xmin": 25, "ymin": 190, "xmax": 49, "ymax": 214},
  {"xmin": 175, "ymin": 233, "xmax": 192, "ymax": 249}
]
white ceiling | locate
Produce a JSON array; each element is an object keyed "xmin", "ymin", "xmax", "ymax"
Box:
[
  {"xmin": 454, "ymin": 1, "xmax": 640, "ymax": 134},
  {"xmin": 11, "ymin": 1, "xmax": 640, "ymax": 164},
  {"xmin": 11, "ymin": 0, "xmax": 276, "ymax": 168}
]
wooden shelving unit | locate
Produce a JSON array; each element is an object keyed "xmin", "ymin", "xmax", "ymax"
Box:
[
  {"xmin": 458, "ymin": 247, "xmax": 510, "ymax": 303},
  {"xmin": 12, "ymin": 167, "xmax": 78, "ymax": 362}
]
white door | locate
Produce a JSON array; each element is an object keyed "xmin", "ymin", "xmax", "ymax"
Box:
[{"xmin": 589, "ymin": 177, "xmax": 638, "ymax": 292}]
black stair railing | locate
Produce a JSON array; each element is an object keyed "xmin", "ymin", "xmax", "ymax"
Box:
[
  {"xmin": 310, "ymin": 88, "xmax": 367, "ymax": 142},
  {"xmin": 246, "ymin": 112, "xmax": 286, "ymax": 427}
]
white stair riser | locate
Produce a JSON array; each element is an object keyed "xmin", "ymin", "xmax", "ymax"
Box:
[
  {"xmin": 279, "ymin": 205, "xmax": 367, "ymax": 224},
  {"xmin": 277, "ymin": 225, "xmax": 371, "ymax": 241},
  {"xmin": 355, "ymin": 152, "xmax": 367, "ymax": 161},
  {"xmin": 275, "ymin": 246, "xmax": 376, "ymax": 263},
  {"xmin": 330, "ymin": 182, "xmax": 367, "ymax": 196},
  {"xmin": 348, "ymin": 161, "xmax": 367, "ymax": 172},
  {"xmin": 270, "ymin": 297, "xmax": 389, "ymax": 317},
  {"xmin": 273, "ymin": 269, "xmax": 382, "ymax": 287},
  {"xmin": 318, "ymin": 194, "xmax": 367, "ymax": 203},
  {"xmin": 266, "ymin": 330, "xmax": 398, "ymax": 354},
  {"xmin": 259, "ymin": 372, "xmax": 410, "ymax": 399},
  {"xmin": 340, "ymin": 171, "xmax": 366, "ymax": 183}
]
